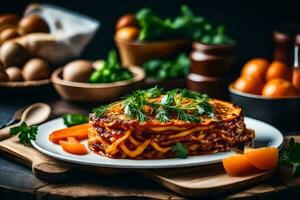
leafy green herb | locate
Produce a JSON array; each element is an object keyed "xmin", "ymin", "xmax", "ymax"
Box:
[
  {"xmin": 143, "ymin": 54, "xmax": 190, "ymax": 80},
  {"xmin": 93, "ymin": 105, "xmax": 109, "ymax": 118},
  {"xmin": 89, "ymin": 49, "xmax": 133, "ymax": 83},
  {"xmin": 172, "ymin": 143, "xmax": 189, "ymax": 158},
  {"xmin": 9, "ymin": 122, "xmax": 38, "ymax": 145},
  {"xmin": 279, "ymin": 137, "xmax": 300, "ymax": 177},
  {"xmin": 93, "ymin": 86, "xmax": 214, "ymax": 123},
  {"xmin": 135, "ymin": 5, "xmax": 233, "ymax": 44},
  {"xmin": 63, "ymin": 113, "xmax": 88, "ymax": 127}
]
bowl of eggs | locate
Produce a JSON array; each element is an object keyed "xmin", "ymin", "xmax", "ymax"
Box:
[
  {"xmin": 0, "ymin": 41, "xmax": 52, "ymax": 97},
  {"xmin": 229, "ymin": 58, "xmax": 300, "ymax": 132},
  {"xmin": 0, "ymin": 12, "xmax": 54, "ymax": 97}
]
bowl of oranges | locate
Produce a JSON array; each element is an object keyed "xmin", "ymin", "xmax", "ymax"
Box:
[{"xmin": 229, "ymin": 58, "xmax": 300, "ymax": 132}]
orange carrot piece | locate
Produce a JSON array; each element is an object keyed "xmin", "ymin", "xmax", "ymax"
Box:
[
  {"xmin": 59, "ymin": 140, "xmax": 88, "ymax": 155},
  {"xmin": 49, "ymin": 123, "xmax": 89, "ymax": 144},
  {"xmin": 223, "ymin": 154, "xmax": 259, "ymax": 177},
  {"xmin": 66, "ymin": 137, "xmax": 79, "ymax": 143},
  {"xmin": 244, "ymin": 147, "xmax": 278, "ymax": 170}
]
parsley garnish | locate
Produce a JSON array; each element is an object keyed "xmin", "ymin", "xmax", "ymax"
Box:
[
  {"xmin": 93, "ymin": 86, "xmax": 214, "ymax": 123},
  {"xmin": 9, "ymin": 122, "xmax": 38, "ymax": 145},
  {"xmin": 63, "ymin": 113, "xmax": 88, "ymax": 127},
  {"xmin": 279, "ymin": 137, "xmax": 300, "ymax": 177},
  {"xmin": 172, "ymin": 143, "xmax": 189, "ymax": 158},
  {"xmin": 93, "ymin": 105, "xmax": 108, "ymax": 118}
]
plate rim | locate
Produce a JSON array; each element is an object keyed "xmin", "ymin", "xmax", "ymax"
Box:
[{"xmin": 31, "ymin": 117, "xmax": 284, "ymax": 169}]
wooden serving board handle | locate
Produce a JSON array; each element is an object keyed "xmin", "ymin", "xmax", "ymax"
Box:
[
  {"xmin": 144, "ymin": 162, "xmax": 274, "ymax": 197},
  {"xmin": 0, "ymin": 136, "xmax": 73, "ymax": 182}
]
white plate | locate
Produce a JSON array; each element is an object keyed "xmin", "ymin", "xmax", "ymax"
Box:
[{"xmin": 31, "ymin": 117, "xmax": 283, "ymax": 169}]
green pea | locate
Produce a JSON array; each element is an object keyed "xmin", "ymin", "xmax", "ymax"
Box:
[
  {"xmin": 89, "ymin": 70, "xmax": 102, "ymax": 83},
  {"xmin": 102, "ymin": 68, "xmax": 111, "ymax": 77}
]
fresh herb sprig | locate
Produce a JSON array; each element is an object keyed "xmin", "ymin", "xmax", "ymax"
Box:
[
  {"xmin": 93, "ymin": 87, "xmax": 214, "ymax": 123},
  {"xmin": 63, "ymin": 113, "xmax": 88, "ymax": 127},
  {"xmin": 10, "ymin": 122, "xmax": 38, "ymax": 145},
  {"xmin": 279, "ymin": 137, "xmax": 300, "ymax": 177},
  {"xmin": 172, "ymin": 143, "xmax": 189, "ymax": 158}
]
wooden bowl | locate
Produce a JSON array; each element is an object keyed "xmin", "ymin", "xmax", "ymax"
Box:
[
  {"xmin": 115, "ymin": 37, "xmax": 191, "ymax": 66},
  {"xmin": 0, "ymin": 79, "xmax": 52, "ymax": 97},
  {"xmin": 51, "ymin": 66, "xmax": 145, "ymax": 102},
  {"xmin": 229, "ymin": 85, "xmax": 300, "ymax": 132}
]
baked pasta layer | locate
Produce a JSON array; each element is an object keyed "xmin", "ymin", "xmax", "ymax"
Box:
[{"xmin": 88, "ymin": 99, "xmax": 255, "ymax": 159}]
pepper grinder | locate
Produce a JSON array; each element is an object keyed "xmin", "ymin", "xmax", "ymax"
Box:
[{"xmin": 292, "ymin": 35, "xmax": 300, "ymax": 93}]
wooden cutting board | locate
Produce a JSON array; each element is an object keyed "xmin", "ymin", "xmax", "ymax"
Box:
[
  {"xmin": 0, "ymin": 136, "xmax": 276, "ymax": 197},
  {"xmin": 0, "ymin": 136, "xmax": 120, "ymax": 182},
  {"xmin": 143, "ymin": 164, "xmax": 274, "ymax": 197},
  {"xmin": 0, "ymin": 136, "xmax": 73, "ymax": 182}
]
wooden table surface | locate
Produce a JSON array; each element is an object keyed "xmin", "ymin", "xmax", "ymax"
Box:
[{"xmin": 1, "ymin": 94, "xmax": 300, "ymax": 199}]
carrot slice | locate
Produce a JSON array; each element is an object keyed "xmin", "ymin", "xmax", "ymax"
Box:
[
  {"xmin": 244, "ymin": 147, "xmax": 278, "ymax": 170},
  {"xmin": 66, "ymin": 137, "xmax": 79, "ymax": 143},
  {"xmin": 49, "ymin": 123, "xmax": 89, "ymax": 144},
  {"xmin": 223, "ymin": 154, "xmax": 258, "ymax": 176},
  {"xmin": 59, "ymin": 140, "xmax": 88, "ymax": 155}
]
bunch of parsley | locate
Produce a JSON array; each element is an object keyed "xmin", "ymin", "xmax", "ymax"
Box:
[
  {"xmin": 10, "ymin": 122, "xmax": 38, "ymax": 145},
  {"xmin": 279, "ymin": 138, "xmax": 300, "ymax": 177}
]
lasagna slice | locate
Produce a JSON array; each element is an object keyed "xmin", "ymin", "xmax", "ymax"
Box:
[{"xmin": 88, "ymin": 88, "xmax": 255, "ymax": 159}]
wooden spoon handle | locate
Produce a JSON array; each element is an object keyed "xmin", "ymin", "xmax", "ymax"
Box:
[
  {"xmin": 0, "ymin": 127, "xmax": 10, "ymax": 140},
  {"xmin": 0, "ymin": 122, "xmax": 22, "ymax": 141}
]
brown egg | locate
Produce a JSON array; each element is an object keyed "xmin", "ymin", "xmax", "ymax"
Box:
[
  {"xmin": 63, "ymin": 60, "xmax": 94, "ymax": 82},
  {"xmin": 0, "ymin": 60, "xmax": 4, "ymax": 71},
  {"xmin": 115, "ymin": 27, "xmax": 139, "ymax": 41},
  {"xmin": 0, "ymin": 71, "xmax": 9, "ymax": 82},
  {"xmin": 0, "ymin": 28, "xmax": 20, "ymax": 43},
  {"xmin": 18, "ymin": 15, "xmax": 49, "ymax": 34},
  {"xmin": 0, "ymin": 41, "xmax": 28, "ymax": 67},
  {"xmin": 262, "ymin": 79, "xmax": 298, "ymax": 97},
  {"xmin": 92, "ymin": 59, "xmax": 105, "ymax": 71},
  {"xmin": 115, "ymin": 14, "xmax": 137, "ymax": 31},
  {"xmin": 5, "ymin": 66, "xmax": 23, "ymax": 81},
  {"xmin": 241, "ymin": 58, "xmax": 270, "ymax": 81},
  {"xmin": 233, "ymin": 76, "xmax": 264, "ymax": 95},
  {"xmin": 265, "ymin": 61, "xmax": 292, "ymax": 82},
  {"xmin": 22, "ymin": 58, "xmax": 50, "ymax": 81},
  {"xmin": 0, "ymin": 14, "xmax": 19, "ymax": 32}
]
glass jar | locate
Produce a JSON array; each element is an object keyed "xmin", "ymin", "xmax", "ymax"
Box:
[
  {"xmin": 273, "ymin": 31, "xmax": 294, "ymax": 66},
  {"xmin": 187, "ymin": 42, "xmax": 235, "ymax": 98}
]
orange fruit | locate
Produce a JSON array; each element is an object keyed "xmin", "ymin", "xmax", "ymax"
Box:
[
  {"xmin": 244, "ymin": 147, "xmax": 278, "ymax": 170},
  {"xmin": 115, "ymin": 14, "xmax": 137, "ymax": 31},
  {"xmin": 262, "ymin": 78, "xmax": 298, "ymax": 97},
  {"xmin": 223, "ymin": 154, "xmax": 258, "ymax": 176},
  {"xmin": 265, "ymin": 61, "xmax": 292, "ymax": 82},
  {"xmin": 233, "ymin": 76, "xmax": 264, "ymax": 95},
  {"xmin": 241, "ymin": 58, "xmax": 270, "ymax": 80},
  {"xmin": 115, "ymin": 26, "xmax": 139, "ymax": 41}
]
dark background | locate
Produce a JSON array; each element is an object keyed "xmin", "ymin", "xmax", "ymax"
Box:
[{"xmin": 1, "ymin": 0, "xmax": 300, "ymax": 76}]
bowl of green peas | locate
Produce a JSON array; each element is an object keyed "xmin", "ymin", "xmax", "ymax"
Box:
[{"xmin": 51, "ymin": 50, "xmax": 145, "ymax": 102}]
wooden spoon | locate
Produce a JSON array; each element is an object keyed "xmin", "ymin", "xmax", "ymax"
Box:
[{"xmin": 0, "ymin": 103, "xmax": 51, "ymax": 140}]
